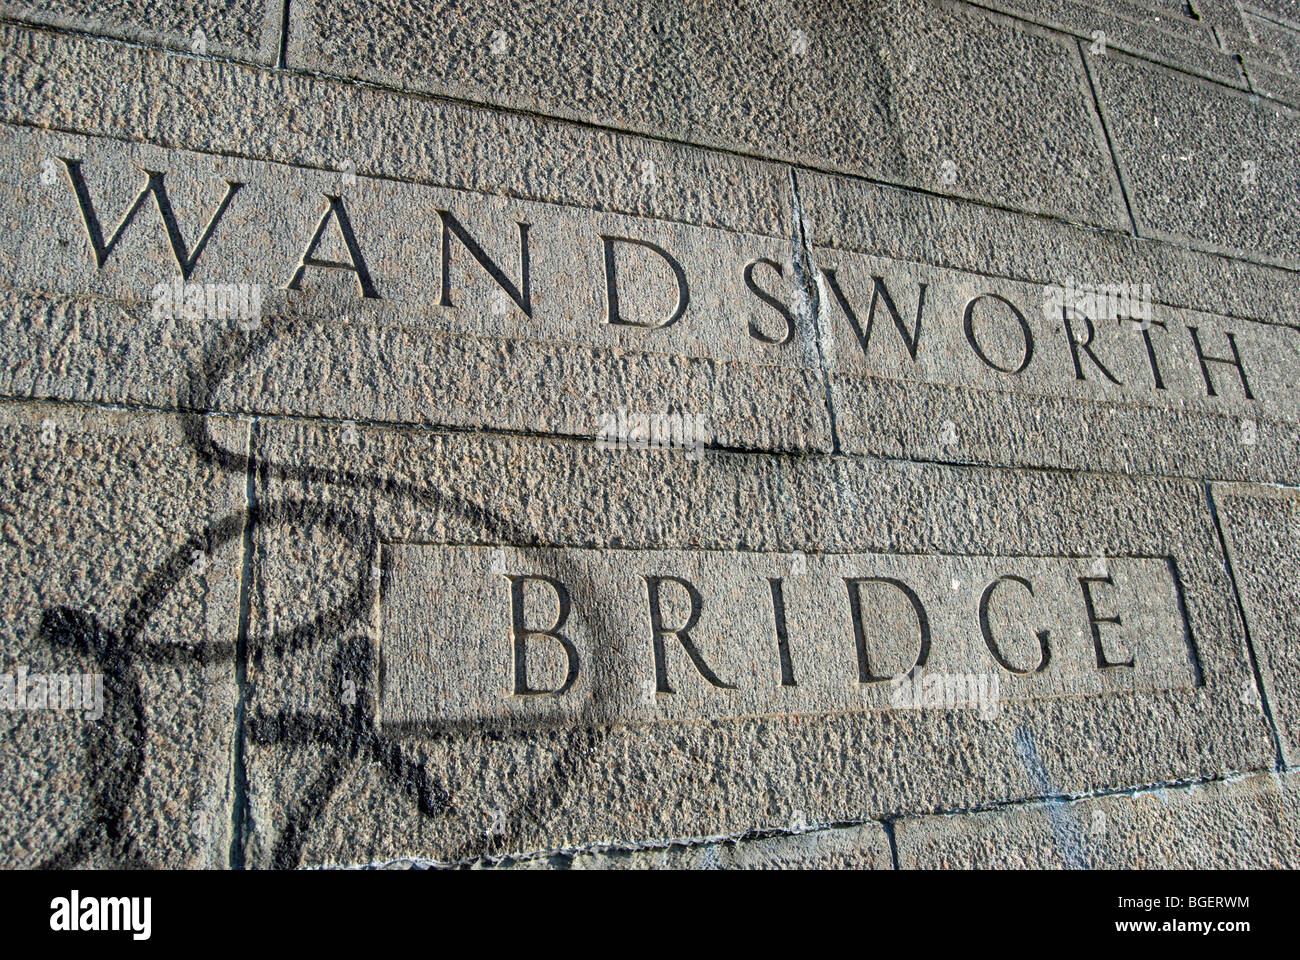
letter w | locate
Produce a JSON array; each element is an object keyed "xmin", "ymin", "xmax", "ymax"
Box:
[
  {"xmin": 823, "ymin": 270, "xmax": 926, "ymax": 361},
  {"xmin": 61, "ymin": 159, "xmax": 242, "ymax": 279}
]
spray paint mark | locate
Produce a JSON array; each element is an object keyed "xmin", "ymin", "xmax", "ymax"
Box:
[{"xmin": 1013, "ymin": 723, "xmax": 1091, "ymax": 869}]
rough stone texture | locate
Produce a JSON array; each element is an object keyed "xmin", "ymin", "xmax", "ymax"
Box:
[
  {"xmin": 1245, "ymin": 58, "xmax": 1300, "ymax": 104},
  {"xmin": 1192, "ymin": 0, "xmax": 1257, "ymax": 35},
  {"xmin": 797, "ymin": 168, "xmax": 1300, "ymax": 328},
  {"xmin": 287, "ymin": 0, "xmax": 1126, "ymax": 227},
  {"xmin": 0, "ymin": 23, "xmax": 789, "ymax": 240},
  {"xmin": 380, "ymin": 545, "xmax": 1198, "ymax": 729},
  {"xmin": 0, "ymin": 123, "xmax": 827, "ymax": 453},
  {"xmin": 815, "ymin": 248, "xmax": 1300, "ymax": 480},
  {"xmin": 1212, "ymin": 483, "xmax": 1300, "ymax": 765},
  {"xmin": 1236, "ymin": 11, "xmax": 1300, "ymax": 104},
  {"xmin": 968, "ymin": 0, "xmax": 1247, "ymax": 85},
  {"xmin": 0, "ymin": 0, "xmax": 282, "ymax": 64},
  {"xmin": 4, "ymin": 20, "xmax": 1293, "ymax": 324},
  {"xmin": 1090, "ymin": 52, "xmax": 1300, "ymax": 267},
  {"xmin": 896, "ymin": 771, "xmax": 1300, "ymax": 867},
  {"xmin": 472, "ymin": 823, "xmax": 892, "ymax": 869},
  {"xmin": 240, "ymin": 419, "xmax": 1270, "ymax": 866},
  {"xmin": 2, "ymin": 0, "xmax": 1296, "ymax": 871},
  {"xmin": 1246, "ymin": 10, "xmax": 1300, "ymax": 62},
  {"xmin": 0, "ymin": 399, "xmax": 247, "ymax": 867},
  {"xmin": 1245, "ymin": 0, "xmax": 1300, "ymax": 29}
]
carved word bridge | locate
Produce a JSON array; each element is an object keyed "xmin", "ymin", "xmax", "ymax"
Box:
[{"xmin": 377, "ymin": 545, "xmax": 1201, "ymax": 730}]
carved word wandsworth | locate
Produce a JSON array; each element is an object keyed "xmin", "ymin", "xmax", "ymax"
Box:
[{"xmin": 50, "ymin": 158, "xmax": 1281, "ymax": 416}]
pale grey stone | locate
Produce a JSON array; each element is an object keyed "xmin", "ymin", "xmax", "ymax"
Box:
[
  {"xmin": 1052, "ymin": 0, "xmax": 1213, "ymax": 43},
  {"xmin": 1243, "ymin": 0, "xmax": 1300, "ymax": 29},
  {"xmin": 1089, "ymin": 52, "xmax": 1300, "ymax": 267},
  {"xmin": 240, "ymin": 419, "xmax": 1271, "ymax": 867},
  {"xmin": 483, "ymin": 823, "xmax": 892, "ymax": 869},
  {"xmin": 1225, "ymin": 39, "xmax": 1292, "ymax": 76},
  {"xmin": 833, "ymin": 375, "xmax": 1300, "ymax": 481},
  {"xmin": 1212, "ymin": 12, "xmax": 1293, "ymax": 71},
  {"xmin": 1188, "ymin": 0, "xmax": 1257, "ymax": 36},
  {"xmin": 0, "ymin": 400, "xmax": 248, "ymax": 867},
  {"xmin": 0, "ymin": 123, "xmax": 829, "ymax": 453},
  {"xmin": 380, "ymin": 545, "xmax": 1197, "ymax": 730},
  {"xmin": 0, "ymin": 23, "xmax": 789, "ymax": 239},
  {"xmin": 1244, "ymin": 10, "xmax": 1300, "ymax": 63},
  {"xmin": 2, "ymin": 0, "xmax": 1296, "ymax": 873},
  {"xmin": 797, "ymin": 168, "xmax": 1300, "ymax": 328},
  {"xmin": 896, "ymin": 771, "xmax": 1300, "ymax": 867},
  {"xmin": 4, "ymin": 20, "xmax": 1290, "ymax": 325},
  {"xmin": 286, "ymin": 0, "xmax": 1126, "ymax": 227},
  {"xmin": 974, "ymin": 0, "xmax": 1247, "ymax": 85},
  {"xmin": 0, "ymin": 0, "xmax": 282, "ymax": 64},
  {"xmin": 1244, "ymin": 58, "xmax": 1300, "ymax": 104},
  {"xmin": 814, "ymin": 248, "xmax": 1300, "ymax": 480},
  {"xmin": 11, "ymin": 123, "xmax": 1299, "ymax": 474},
  {"xmin": 1212, "ymin": 482, "xmax": 1300, "ymax": 765}
]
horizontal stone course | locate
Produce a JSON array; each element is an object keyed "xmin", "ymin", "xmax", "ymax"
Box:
[
  {"xmin": 1245, "ymin": 9, "xmax": 1300, "ymax": 62},
  {"xmin": 469, "ymin": 823, "xmax": 892, "ymax": 869},
  {"xmin": 239, "ymin": 418, "xmax": 1271, "ymax": 866},
  {"xmin": 1243, "ymin": 0, "xmax": 1300, "ymax": 29},
  {"xmin": 0, "ymin": 24, "xmax": 788, "ymax": 239},
  {"xmin": 1090, "ymin": 52, "xmax": 1300, "ymax": 267},
  {"xmin": 379, "ymin": 544, "xmax": 1199, "ymax": 731},
  {"xmin": 896, "ymin": 771, "xmax": 1300, "ymax": 867},
  {"xmin": 0, "ymin": 122, "xmax": 829, "ymax": 453},
  {"xmin": 1244, "ymin": 57, "xmax": 1300, "ymax": 104},
  {"xmin": 797, "ymin": 168, "xmax": 1300, "ymax": 328},
  {"xmin": 0, "ymin": 398, "xmax": 248, "ymax": 867},
  {"xmin": 9, "ymin": 121, "xmax": 1300, "ymax": 475},
  {"xmin": 287, "ymin": 0, "xmax": 1126, "ymax": 228},
  {"xmin": 967, "ymin": 0, "xmax": 1246, "ymax": 85},
  {"xmin": 814, "ymin": 247, "xmax": 1300, "ymax": 480},
  {"xmin": 0, "ymin": 0, "xmax": 282, "ymax": 64},
  {"xmin": 1212, "ymin": 482, "xmax": 1300, "ymax": 766},
  {"xmin": 4, "ymin": 21, "xmax": 1294, "ymax": 325}
]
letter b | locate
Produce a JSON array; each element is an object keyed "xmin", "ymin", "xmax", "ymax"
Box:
[{"xmin": 505, "ymin": 574, "xmax": 580, "ymax": 695}]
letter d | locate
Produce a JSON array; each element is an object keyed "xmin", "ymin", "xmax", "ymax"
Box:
[{"xmin": 601, "ymin": 235, "xmax": 689, "ymax": 329}]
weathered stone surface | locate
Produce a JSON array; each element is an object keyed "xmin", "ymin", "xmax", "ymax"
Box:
[
  {"xmin": 239, "ymin": 419, "xmax": 1270, "ymax": 866},
  {"xmin": 4, "ymin": 20, "xmax": 1292, "ymax": 325},
  {"xmin": 797, "ymin": 168, "xmax": 1300, "ymax": 327},
  {"xmin": 3, "ymin": 0, "xmax": 1296, "ymax": 872},
  {"xmin": 1212, "ymin": 482, "xmax": 1300, "ymax": 765},
  {"xmin": 1191, "ymin": 0, "xmax": 1255, "ymax": 34},
  {"xmin": 896, "ymin": 771, "xmax": 1300, "ymax": 867},
  {"xmin": 0, "ymin": 399, "xmax": 247, "ymax": 867},
  {"xmin": 0, "ymin": 23, "xmax": 789, "ymax": 239},
  {"xmin": 1245, "ymin": 9, "xmax": 1300, "ymax": 63},
  {"xmin": 1244, "ymin": 0, "xmax": 1300, "ymax": 30},
  {"xmin": 0, "ymin": 0, "xmax": 282, "ymax": 64},
  {"xmin": 1244, "ymin": 57, "xmax": 1300, "ymax": 105},
  {"xmin": 1212, "ymin": 10, "xmax": 1295, "ymax": 72},
  {"xmin": 474, "ymin": 823, "xmax": 892, "ymax": 869},
  {"xmin": 815, "ymin": 248, "xmax": 1300, "ymax": 479},
  {"xmin": 380, "ymin": 545, "xmax": 1198, "ymax": 730},
  {"xmin": 973, "ymin": 0, "xmax": 1246, "ymax": 85},
  {"xmin": 0, "ymin": 123, "xmax": 827, "ymax": 453},
  {"xmin": 13, "ymin": 123, "xmax": 1297, "ymax": 475},
  {"xmin": 1090, "ymin": 52, "xmax": 1300, "ymax": 267},
  {"xmin": 286, "ymin": 0, "xmax": 1126, "ymax": 227}
]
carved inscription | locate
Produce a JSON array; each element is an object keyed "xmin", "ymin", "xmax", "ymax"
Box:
[
  {"xmin": 378, "ymin": 545, "xmax": 1200, "ymax": 731},
  {"xmin": 816, "ymin": 256, "xmax": 1299, "ymax": 418},
  {"xmin": 20, "ymin": 132, "xmax": 1294, "ymax": 421}
]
